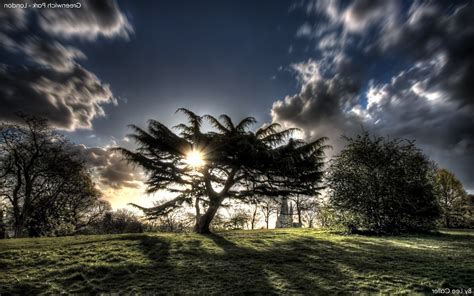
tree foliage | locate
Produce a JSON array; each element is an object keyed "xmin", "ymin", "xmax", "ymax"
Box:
[
  {"xmin": 0, "ymin": 114, "xmax": 107, "ymax": 237},
  {"xmin": 326, "ymin": 132, "xmax": 440, "ymax": 234},
  {"xmin": 117, "ymin": 108, "xmax": 328, "ymax": 233},
  {"xmin": 93, "ymin": 209, "xmax": 145, "ymax": 234},
  {"xmin": 435, "ymin": 169, "xmax": 473, "ymax": 228}
]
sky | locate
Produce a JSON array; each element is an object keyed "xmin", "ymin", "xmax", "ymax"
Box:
[{"xmin": 0, "ymin": 0, "xmax": 473, "ymax": 209}]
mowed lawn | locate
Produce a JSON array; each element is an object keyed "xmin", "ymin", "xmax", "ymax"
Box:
[{"xmin": 1, "ymin": 229, "xmax": 473, "ymax": 294}]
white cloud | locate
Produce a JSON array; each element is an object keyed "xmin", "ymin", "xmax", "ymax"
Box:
[
  {"xmin": 38, "ymin": 0, "xmax": 133, "ymax": 40},
  {"xmin": 0, "ymin": 65, "xmax": 116, "ymax": 131}
]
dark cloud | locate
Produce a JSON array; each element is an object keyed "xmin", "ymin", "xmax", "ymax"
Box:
[
  {"xmin": 0, "ymin": 65, "xmax": 116, "ymax": 130},
  {"xmin": 275, "ymin": 0, "xmax": 474, "ymax": 190},
  {"xmin": 271, "ymin": 60, "xmax": 363, "ymax": 151},
  {"xmin": 0, "ymin": 0, "xmax": 133, "ymax": 130},
  {"xmin": 365, "ymin": 63, "xmax": 474, "ymax": 189},
  {"xmin": 0, "ymin": 0, "xmax": 134, "ymax": 200},
  {"xmin": 38, "ymin": 0, "xmax": 133, "ymax": 40},
  {"xmin": 376, "ymin": 2, "xmax": 474, "ymax": 108},
  {"xmin": 365, "ymin": 63, "xmax": 474, "ymax": 151},
  {"xmin": 0, "ymin": 2, "xmax": 28, "ymax": 30},
  {"xmin": 0, "ymin": 32, "xmax": 17, "ymax": 51},
  {"xmin": 73, "ymin": 145, "xmax": 144, "ymax": 190}
]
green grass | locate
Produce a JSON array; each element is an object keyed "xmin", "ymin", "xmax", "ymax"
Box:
[{"xmin": 1, "ymin": 229, "xmax": 473, "ymax": 294}]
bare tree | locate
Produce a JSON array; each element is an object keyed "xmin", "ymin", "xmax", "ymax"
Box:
[
  {"xmin": 301, "ymin": 197, "xmax": 320, "ymax": 228},
  {"xmin": 259, "ymin": 197, "xmax": 278, "ymax": 229},
  {"xmin": 289, "ymin": 195, "xmax": 314, "ymax": 227},
  {"xmin": 249, "ymin": 198, "xmax": 260, "ymax": 230}
]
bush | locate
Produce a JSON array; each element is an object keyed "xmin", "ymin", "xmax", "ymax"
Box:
[
  {"xmin": 89, "ymin": 209, "xmax": 145, "ymax": 234},
  {"xmin": 326, "ymin": 132, "xmax": 440, "ymax": 234}
]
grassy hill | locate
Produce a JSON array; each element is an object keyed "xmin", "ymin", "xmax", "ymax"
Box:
[{"xmin": 1, "ymin": 229, "xmax": 473, "ymax": 294}]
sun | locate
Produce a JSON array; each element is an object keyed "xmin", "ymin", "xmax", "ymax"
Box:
[{"xmin": 185, "ymin": 149, "xmax": 205, "ymax": 168}]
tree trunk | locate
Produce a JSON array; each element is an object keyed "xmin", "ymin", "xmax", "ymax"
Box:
[
  {"xmin": 297, "ymin": 207, "xmax": 302, "ymax": 225},
  {"xmin": 195, "ymin": 197, "xmax": 201, "ymax": 226},
  {"xmin": 194, "ymin": 196, "xmax": 224, "ymax": 234},
  {"xmin": 194, "ymin": 168, "xmax": 236, "ymax": 233},
  {"xmin": 13, "ymin": 218, "xmax": 25, "ymax": 238},
  {"xmin": 251, "ymin": 204, "xmax": 258, "ymax": 230}
]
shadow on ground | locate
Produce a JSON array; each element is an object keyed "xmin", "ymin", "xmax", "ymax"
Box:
[{"xmin": 1, "ymin": 230, "xmax": 473, "ymax": 294}]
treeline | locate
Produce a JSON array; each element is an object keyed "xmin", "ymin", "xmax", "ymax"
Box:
[
  {"xmin": 150, "ymin": 132, "xmax": 474, "ymax": 234},
  {"xmin": 1, "ymin": 114, "xmax": 473, "ymax": 238}
]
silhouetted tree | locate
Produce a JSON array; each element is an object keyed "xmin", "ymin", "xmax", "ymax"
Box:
[
  {"xmin": 0, "ymin": 114, "xmax": 106, "ymax": 237},
  {"xmin": 326, "ymin": 132, "xmax": 440, "ymax": 234},
  {"xmin": 117, "ymin": 108, "xmax": 328, "ymax": 233},
  {"xmin": 25, "ymin": 165, "xmax": 105, "ymax": 237},
  {"xmin": 73, "ymin": 199, "xmax": 112, "ymax": 234},
  {"xmin": 95, "ymin": 209, "xmax": 144, "ymax": 234}
]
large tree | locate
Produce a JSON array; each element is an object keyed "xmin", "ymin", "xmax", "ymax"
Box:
[
  {"xmin": 117, "ymin": 108, "xmax": 328, "ymax": 233},
  {"xmin": 326, "ymin": 132, "xmax": 440, "ymax": 234},
  {"xmin": 0, "ymin": 114, "xmax": 105, "ymax": 237}
]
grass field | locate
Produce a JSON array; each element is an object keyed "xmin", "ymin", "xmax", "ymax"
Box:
[{"xmin": 1, "ymin": 229, "xmax": 473, "ymax": 294}]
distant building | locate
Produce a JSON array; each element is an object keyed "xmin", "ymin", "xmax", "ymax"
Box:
[{"xmin": 275, "ymin": 197, "xmax": 293, "ymax": 228}]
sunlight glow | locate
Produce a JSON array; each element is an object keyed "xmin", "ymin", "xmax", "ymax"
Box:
[{"xmin": 185, "ymin": 150, "xmax": 205, "ymax": 168}]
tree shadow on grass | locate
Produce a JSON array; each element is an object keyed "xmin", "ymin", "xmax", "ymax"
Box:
[
  {"xmin": 4, "ymin": 234, "xmax": 174, "ymax": 294},
  {"xmin": 204, "ymin": 233, "xmax": 351, "ymax": 294},
  {"xmin": 332, "ymin": 235, "xmax": 474, "ymax": 291},
  {"xmin": 3, "ymin": 231, "xmax": 473, "ymax": 294},
  {"xmin": 203, "ymin": 232, "xmax": 474, "ymax": 294}
]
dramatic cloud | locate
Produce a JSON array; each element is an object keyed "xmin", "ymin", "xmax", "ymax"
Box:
[
  {"xmin": 275, "ymin": 0, "xmax": 474, "ymax": 190},
  {"xmin": 21, "ymin": 38, "xmax": 86, "ymax": 71},
  {"xmin": 376, "ymin": 3, "xmax": 474, "ymax": 108},
  {"xmin": 364, "ymin": 63, "xmax": 474, "ymax": 190},
  {"xmin": 0, "ymin": 0, "xmax": 134, "ymax": 130},
  {"xmin": 75, "ymin": 145, "xmax": 144, "ymax": 190},
  {"xmin": 271, "ymin": 60, "xmax": 362, "ymax": 150},
  {"xmin": 0, "ymin": 0, "xmax": 136, "ymax": 204},
  {"xmin": 0, "ymin": 65, "xmax": 116, "ymax": 130},
  {"xmin": 38, "ymin": 0, "xmax": 133, "ymax": 40},
  {"xmin": 365, "ymin": 66, "xmax": 473, "ymax": 152}
]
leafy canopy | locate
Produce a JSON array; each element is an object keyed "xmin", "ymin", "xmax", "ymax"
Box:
[{"xmin": 326, "ymin": 132, "xmax": 440, "ymax": 234}]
